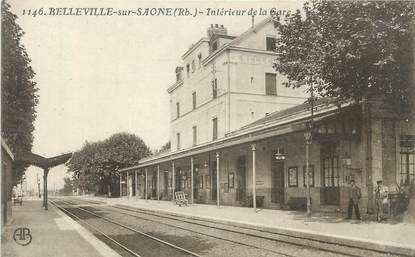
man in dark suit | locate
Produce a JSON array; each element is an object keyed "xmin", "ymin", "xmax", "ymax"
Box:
[{"xmin": 347, "ymin": 180, "xmax": 361, "ymax": 220}]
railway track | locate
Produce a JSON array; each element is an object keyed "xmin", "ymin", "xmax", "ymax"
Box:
[
  {"xmin": 52, "ymin": 198, "xmax": 297, "ymax": 257},
  {"xmin": 53, "ymin": 198, "xmax": 405, "ymax": 257},
  {"xmin": 50, "ymin": 199, "xmax": 201, "ymax": 257}
]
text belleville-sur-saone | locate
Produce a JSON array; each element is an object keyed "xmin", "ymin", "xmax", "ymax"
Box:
[{"xmin": 47, "ymin": 7, "xmax": 287, "ymax": 16}]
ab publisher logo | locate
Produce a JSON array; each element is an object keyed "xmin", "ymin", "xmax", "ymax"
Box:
[{"xmin": 13, "ymin": 227, "xmax": 32, "ymax": 246}]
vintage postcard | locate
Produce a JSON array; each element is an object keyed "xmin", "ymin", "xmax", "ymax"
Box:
[{"xmin": 1, "ymin": 0, "xmax": 414, "ymax": 256}]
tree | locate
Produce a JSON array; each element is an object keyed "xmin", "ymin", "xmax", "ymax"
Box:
[
  {"xmin": 66, "ymin": 132, "xmax": 151, "ymax": 196},
  {"xmin": 60, "ymin": 177, "xmax": 74, "ymax": 195},
  {"xmin": 273, "ymin": 1, "xmax": 414, "ymax": 112},
  {"xmin": 2, "ymin": 0, "xmax": 39, "ymax": 181},
  {"xmin": 154, "ymin": 141, "xmax": 170, "ymax": 155}
]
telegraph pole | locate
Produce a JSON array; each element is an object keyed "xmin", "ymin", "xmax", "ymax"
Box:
[{"xmin": 37, "ymin": 173, "xmax": 41, "ymax": 198}]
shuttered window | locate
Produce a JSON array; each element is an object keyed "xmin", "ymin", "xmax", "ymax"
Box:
[
  {"xmin": 266, "ymin": 37, "xmax": 277, "ymax": 51},
  {"xmin": 212, "ymin": 118, "xmax": 218, "ymax": 140},
  {"xmin": 192, "ymin": 126, "xmax": 197, "ymax": 146},
  {"xmin": 265, "ymin": 73, "xmax": 277, "ymax": 95}
]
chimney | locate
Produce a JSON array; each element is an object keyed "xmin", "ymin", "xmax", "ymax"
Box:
[
  {"xmin": 207, "ymin": 24, "xmax": 228, "ymax": 39},
  {"xmin": 175, "ymin": 66, "xmax": 184, "ymax": 81}
]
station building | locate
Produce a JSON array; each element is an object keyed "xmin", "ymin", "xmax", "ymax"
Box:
[{"xmin": 120, "ymin": 17, "xmax": 415, "ymax": 214}]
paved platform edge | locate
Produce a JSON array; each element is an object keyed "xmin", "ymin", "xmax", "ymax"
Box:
[
  {"xmin": 112, "ymin": 202, "xmax": 415, "ymax": 257},
  {"xmin": 52, "ymin": 203, "xmax": 122, "ymax": 257}
]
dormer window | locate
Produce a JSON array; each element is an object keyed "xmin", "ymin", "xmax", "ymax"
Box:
[
  {"xmin": 212, "ymin": 78, "xmax": 218, "ymax": 98},
  {"xmin": 266, "ymin": 37, "xmax": 277, "ymax": 51},
  {"xmin": 198, "ymin": 54, "xmax": 202, "ymax": 69}
]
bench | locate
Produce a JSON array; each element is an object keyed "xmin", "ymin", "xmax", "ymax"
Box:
[{"xmin": 174, "ymin": 191, "xmax": 188, "ymax": 207}]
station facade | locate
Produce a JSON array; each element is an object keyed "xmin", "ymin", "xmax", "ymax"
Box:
[{"xmin": 120, "ymin": 17, "xmax": 415, "ymax": 214}]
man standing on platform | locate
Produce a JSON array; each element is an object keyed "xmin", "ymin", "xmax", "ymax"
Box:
[{"xmin": 347, "ymin": 180, "xmax": 361, "ymax": 220}]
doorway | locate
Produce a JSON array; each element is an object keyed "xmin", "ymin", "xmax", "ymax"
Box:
[
  {"xmin": 212, "ymin": 161, "xmax": 217, "ymax": 201},
  {"xmin": 236, "ymin": 156, "xmax": 246, "ymax": 202},
  {"xmin": 193, "ymin": 165, "xmax": 199, "ymax": 202},
  {"xmin": 321, "ymin": 144, "xmax": 340, "ymax": 205},
  {"xmin": 271, "ymin": 154, "xmax": 285, "ymax": 204}
]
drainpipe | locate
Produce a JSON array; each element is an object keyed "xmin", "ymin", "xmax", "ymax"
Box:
[
  {"xmin": 251, "ymin": 144, "xmax": 256, "ymax": 212},
  {"xmin": 216, "ymin": 152, "xmax": 220, "ymax": 208},
  {"xmin": 191, "ymin": 157, "xmax": 194, "ymax": 205},
  {"xmin": 172, "ymin": 162, "xmax": 175, "ymax": 203}
]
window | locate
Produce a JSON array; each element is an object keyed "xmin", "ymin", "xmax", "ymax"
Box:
[
  {"xmin": 199, "ymin": 176, "xmax": 204, "ymax": 189},
  {"xmin": 323, "ymin": 156, "xmax": 339, "ymax": 187},
  {"xmin": 303, "ymin": 165, "xmax": 315, "ymax": 187},
  {"xmin": 176, "ymin": 102, "xmax": 180, "ymax": 118},
  {"xmin": 192, "ymin": 126, "xmax": 197, "ymax": 146},
  {"xmin": 191, "ymin": 60, "xmax": 196, "ymax": 73},
  {"xmin": 198, "ymin": 53, "xmax": 202, "ymax": 68},
  {"xmin": 288, "ymin": 167, "xmax": 298, "ymax": 187},
  {"xmin": 206, "ymin": 175, "xmax": 211, "ymax": 189},
  {"xmin": 400, "ymin": 135, "xmax": 415, "ymax": 185},
  {"xmin": 266, "ymin": 37, "xmax": 277, "ymax": 51},
  {"xmin": 192, "ymin": 92, "xmax": 196, "ymax": 109},
  {"xmin": 228, "ymin": 173, "xmax": 234, "ymax": 189},
  {"xmin": 176, "ymin": 133, "xmax": 181, "ymax": 150},
  {"xmin": 186, "ymin": 64, "xmax": 190, "ymax": 77},
  {"xmin": 212, "ymin": 78, "xmax": 218, "ymax": 99},
  {"xmin": 212, "ymin": 117, "xmax": 218, "ymax": 140},
  {"xmin": 265, "ymin": 73, "xmax": 277, "ymax": 95}
]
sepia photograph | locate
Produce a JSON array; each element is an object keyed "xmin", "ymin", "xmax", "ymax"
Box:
[{"xmin": 1, "ymin": 0, "xmax": 414, "ymax": 256}]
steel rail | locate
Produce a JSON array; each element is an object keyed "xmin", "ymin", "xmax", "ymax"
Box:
[
  {"xmin": 49, "ymin": 200, "xmax": 142, "ymax": 257},
  {"xmin": 61, "ymin": 198, "xmax": 299, "ymax": 257},
  {"xmin": 67, "ymin": 197, "xmax": 400, "ymax": 257},
  {"xmin": 52, "ymin": 199, "xmax": 202, "ymax": 257}
]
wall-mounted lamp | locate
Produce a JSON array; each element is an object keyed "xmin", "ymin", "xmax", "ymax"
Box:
[{"xmin": 274, "ymin": 147, "xmax": 286, "ymax": 160}]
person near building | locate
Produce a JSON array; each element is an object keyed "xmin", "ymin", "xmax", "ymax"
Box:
[
  {"xmin": 347, "ymin": 180, "xmax": 362, "ymax": 220},
  {"xmin": 374, "ymin": 180, "xmax": 388, "ymax": 222}
]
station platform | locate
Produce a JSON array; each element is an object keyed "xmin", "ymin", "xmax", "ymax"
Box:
[
  {"xmin": 88, "ymin": 196, "xmax": 415, "ymax": 256},
  {"xmin": 1, "ymin": 200, "xmax": 120, "ymax": 257}
]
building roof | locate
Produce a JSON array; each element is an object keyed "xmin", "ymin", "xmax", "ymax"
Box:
[
  {"xmin": 1, "ymin": 138, "xmax": 14, "ymax": 160},
  {"xmin": 182, "ymin": 37, "xmax": 209, "ymax": 59},
  {"xmin": 238, "ymin": 98, "xmax": 337, "ymax": 131},
  {"xmin": 202, "ymin": 16, "xmax": 274, "ymax": 65},
  {"xmin": 120, "ymin": 97, "xmax": 352, "ymax": 172}
]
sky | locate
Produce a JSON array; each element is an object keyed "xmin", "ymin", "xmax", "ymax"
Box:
[{"xmin": 8, "ymin": 0, "xmax": 304, "ymax": 191}]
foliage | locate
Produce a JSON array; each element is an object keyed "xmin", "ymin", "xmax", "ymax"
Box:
[
  {"xmin": 154, "ymin": 141, "xmax": 171, "ymax": 155},
  {"xmin": 66, "ymin": 132, "xmax": 151, "ymax": 196},
  {"xmin": 273, "ymin": 1, "xmax": 414, "ymax": 112},
  {"xmin": 1, "ymin": 0, "xmax": 39, "ymax": 181},
  {"xmin": 60, "ymin": 177, "xmax": 74, "ymax": 195}
]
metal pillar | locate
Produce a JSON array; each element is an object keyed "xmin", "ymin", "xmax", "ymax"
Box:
[
  {"xmin": 127, "ymin": 172, "xmax": 130, "ymax": 199},
  {"xmin": 251, "ymin": 144, "xmax": 256, "ymax": 212},
  {"xmin": 157, "ymin": 165, "xmax": 160, "ymax": 202},
  {"xmin": 216, "ymin": 152, "xmax": 220, "ymax": 208},
  {"xmin": 172, "ymin": 162, "xmax": 175, "ymax": 203},
  {"xmin": 135, "ymin": 170, "xmax": 138, "ymax": 200},
  {"xmin": 191, "ymin": 157, "xmax": 194, "ymax": 205},
  {"xmin": 145, "ymin": 168, "xmax": 148, "ymax": 202},
  {"xmin": 305, "ymin": 142, "xmax": 311, "ymax": 216},
  {"xmin": 43, "ymin": 168, "xmax": 49, "ymax": 210},
  {"xmin": 119, "ymin": 172, "xmax": 122, "ymax": 197}
]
